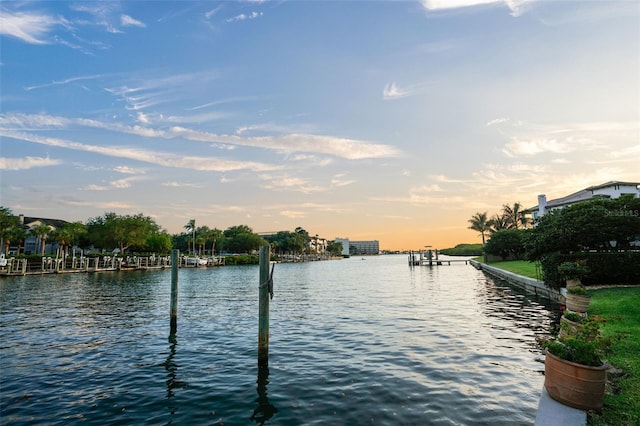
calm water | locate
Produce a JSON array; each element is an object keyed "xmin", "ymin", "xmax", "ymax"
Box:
[{"xmin": 1, "ymin": 255, "xmax": 560, "ymax": 425}]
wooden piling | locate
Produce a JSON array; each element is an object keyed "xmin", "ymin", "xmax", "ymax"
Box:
[
  {"xmin": 258, "ymin": 245, "xmax": 271, "ymax": 367},
  {"xmin": 170, "ymin": 249, "xmax": 179, "ymax": 335}
]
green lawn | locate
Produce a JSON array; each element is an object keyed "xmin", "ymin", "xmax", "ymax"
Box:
[
  {"xmin": 588, "ymin": 287, "xmax": 640, "ymax": 425},
  {"xmin": 482, "ymin": 259, "xmax": 543, "ymax": 281}
]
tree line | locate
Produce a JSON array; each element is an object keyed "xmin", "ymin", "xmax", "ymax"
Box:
[
  {"xmin": 0, "ymin": 208, "xmax": 344, "ymax": 258},
  {"xmin": 467, "ymin": 196, "xmax": 640, "ymax": 287}
]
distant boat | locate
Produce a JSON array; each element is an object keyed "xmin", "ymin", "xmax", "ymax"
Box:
[{"xmin": 184, "ymin": 256, "xmax": 208, "ymax": 266}]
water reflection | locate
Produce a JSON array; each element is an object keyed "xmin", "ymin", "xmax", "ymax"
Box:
[
  {"xmin": 250, "ymin": 366, "xmax": 277, "ymax": 424},
  {"xmin": 164, "ymin": 334, "xmax": 187, "ymax": 416}
]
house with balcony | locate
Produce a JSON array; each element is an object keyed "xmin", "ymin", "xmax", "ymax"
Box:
[{"xmin": 525, "ymin": 181, "xmax": 640, "ymax": 221}]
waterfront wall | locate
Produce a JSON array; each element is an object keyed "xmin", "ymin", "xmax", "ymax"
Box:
[{"xmin": 470, "ymin": 260, "xmax": 563, "ymax": 303}]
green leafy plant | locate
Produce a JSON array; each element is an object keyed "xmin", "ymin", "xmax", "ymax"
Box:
[
  {"xmin": 560, "ymin": 313, "xmax": 601, "ymax": 341},
  {"xmin": 541, "ymin": 338, "xmax": 605, "ymax": 366},
  {"xmin": 563, "ymin": 310, "xmax": 585, "ymax": 322},
  {"xmin": 557, "ymin": 261, "xmax": 589, "ymax": 280},
  {"xmin": 538, "ymin": 314, "xmax": 610, "ymax": 367},
  {"xmin": 567, "ymin": 286, "xmax": 588, "ymax": 295}
]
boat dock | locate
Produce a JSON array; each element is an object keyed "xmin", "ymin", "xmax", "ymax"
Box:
[
  {"xmin": 408, "ymin": 250, "xmax": 469, "ymax": 266},
  {"xmin": 0, "ymin": 255, "xmax": 224, "ymax": 277}
]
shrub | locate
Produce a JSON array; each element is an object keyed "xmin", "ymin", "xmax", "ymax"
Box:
[{"xmin": 557, "ymin": 261, "xmax": 589, "ymax": 280}]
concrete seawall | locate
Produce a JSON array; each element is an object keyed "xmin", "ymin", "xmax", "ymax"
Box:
[
  {"xmin": 469, "ymin": 260, "xmax": 585, "ymax": 425},
  {"xmin": 469, "ymin": 259, "xmax": 563, "ymax": 304}
]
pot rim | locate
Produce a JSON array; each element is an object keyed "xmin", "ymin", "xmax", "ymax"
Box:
[{"xmin": 545, "ymin": 349, "xmax": 607, "ymax": 371}]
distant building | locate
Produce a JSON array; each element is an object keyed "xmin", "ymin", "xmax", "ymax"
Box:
[
  {"xmin": 16, "ymin": 215, "xmax": 68, "ymax": 255},
  {"xmin": 335, "ymin": 238, "xmax": 379, "ymax": 255},
  {"xmin": 310, "ymin": 236, "xmax": 328, "ymax": 253},
  {"xmin": 334, "ymin": 238, "xmax": 350, "ymax": 256},
  {"xmin": 526, "ymin": 181, "xmax": 640, "ymax": 221}
]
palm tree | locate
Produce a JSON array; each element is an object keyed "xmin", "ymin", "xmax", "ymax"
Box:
[
  {"xmin": 490, "ymin": 213, "xmax": 511, "ymax": 233},
  {"xmin": 502, "ymin": 202, "xmax": 529, "ymax": 229},
  {"xmin": 4, "ymin": 226, "xmax": 26, "ymax": 256},
  {"xmin": 468, "ymin": 212, "xmax": 492, "ymax": 245},
  {"xmin": 31, "ymin": 223, "xmax": 53, "ymax": 255},
  {"xmin": 52, "ymin": 227, "xmax": 72, "ymax": 258},
  {"xmin": 52, "ymin": 222, "xmax": 87, "ymax": 260},
  {"xmin": 184, "ymin": 219, "xmax": 196, "ymax": 255},
  {"xmin": 210, "ymin": 228, "xmax": 222, "ymax": 256},
  {"xmin": 0, "ymin": 207, "xmax": 20, "ymax": 254}
]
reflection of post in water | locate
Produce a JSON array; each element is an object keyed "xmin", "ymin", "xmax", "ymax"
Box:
[
  {"xmin": 250, "ymin": 365, "xmax": 277, "ymax": 424},
  {"xmin": 164, "ymin": 334, "xmax": 187, "ymax": 402}
]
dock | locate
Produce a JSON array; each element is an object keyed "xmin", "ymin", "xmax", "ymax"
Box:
[
  {"xmin": 0, "ymin": 255, "xmax": 224, "ymax": 277},
  {"xmin": 408, "ymin": 250, "xmax": 469, "ymax": 266}
]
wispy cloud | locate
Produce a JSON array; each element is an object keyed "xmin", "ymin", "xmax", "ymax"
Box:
[
  {"xmin": 383, "ymin": 82, "xmax": 411, "ymax": 100},
  {"xmin": 1, "ymin": 112, "xmax": 402, "ymax": 160},
  {"xmin": 383, "ymin": 81, "xmax": 432, "ymax": 100},
  {"xmin": 113, "ymin": 165, "xmax": 145, "ymax": 175},
  {"xmin": 258, "ymin": 174, "xmax": 326, "ymax": 194},
  {"xmin": 80, "ymin": 175, "xmax": 143, "ymax": 191},
  {"xmin": 420, "ymin": 0, "xmax": 533, "ymax": 17},
  {"xmin": 0, "ymin": 10, "xmax": 61, "ymax": 44},
  {"xmin": 0, "ymin": 156, "xmax": 62, "ymax": 170},
  {"xmin": 205, "ymin": 5, "xmax": 224, "ymax": 19},
  {"xmin": 0, "ymin": 129, "xmax": 279, "ymax": 173},
  {"xmin": 503, "ymin": 137, "xmax": 574, "ymax": 156},
  {"xmin": 65, "ymin": 200, "xmax": 134, "ymax": 209},
  {"xmin": 227, "ymin": 11, "xmax": 263, "ymax": 23},
  {"xmin": 24, "ymin": 74, "xmax": 103, "ymax": 91},
  {"xmin": 499, "ymin": 120, "xmax": 637, "ymax": 157},
  {"xmin": 331, "ymin": 173, "xmax": 355, "ymax": 187},
  {"xmin": 162, "ymin": 181, "xmax": 204, "ymax": 188},
  {"xmin": 70, "ymin": 3, "xmax": 122, "ymax": 33},
  {"xmin": 104, "ymin": 70, "xmax": 219, "ymax": 111},
  {"xmin": 280, "ymin": 210, "xmax": 305, "ymax": 219},
  {"xmin": 120, "ymin": 14, "xmax": 146, "ymax": 28},
  {"xmin": 486, "ymin": 117, "xmax": 509, "ymax": 126}
]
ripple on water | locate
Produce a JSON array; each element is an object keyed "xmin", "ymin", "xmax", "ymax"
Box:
[{"xmin": 1, "ymin": 256, "xmax": 559, "ymax": 425}]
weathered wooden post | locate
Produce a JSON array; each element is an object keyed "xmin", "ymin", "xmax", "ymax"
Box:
[
  {"xmin": 170, "ymin": 249, "xmax": 179, "ymax": 335},
  {"xmin": 258, "ymin": 245, "xmax": 273, "ymax": 367}
]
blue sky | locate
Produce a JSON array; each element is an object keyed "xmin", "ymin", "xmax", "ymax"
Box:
[{"xmin": 1, "ymin": 0, "xmax": 638, "ymax": 250}]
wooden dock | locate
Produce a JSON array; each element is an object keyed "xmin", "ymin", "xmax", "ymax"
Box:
[
  {"xmin": 408, "ymin": 250, "xmax": 469, "ymax": 267},
  {"xmin": 0, "ymin": 255, "xmax": 224, "ymax": 277}
]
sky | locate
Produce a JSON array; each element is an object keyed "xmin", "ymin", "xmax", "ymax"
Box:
[{"xmin": 1, "ymin": 0, "xmax": 639, "ymax": 251}]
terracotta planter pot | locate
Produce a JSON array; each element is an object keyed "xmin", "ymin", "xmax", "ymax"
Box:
[
  {"xmin": 565, "ymin": 293, "xmax": 591, "ymax": 313},
  {"xmin": 544, "ymin": 350, "xmax": 606, "ymax": 411}
]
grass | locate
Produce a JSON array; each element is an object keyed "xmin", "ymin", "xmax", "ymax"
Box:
[
  {"xmin": 484, "ymin": 260, "xmax": 639, "ymax": 424},
  {"xmin": 482, "ymin": 259, "xmax": 542, "ymax": 280},
  {"xmin": 588, "ymin": 287, "xmax": 640, "ymax": 425}
]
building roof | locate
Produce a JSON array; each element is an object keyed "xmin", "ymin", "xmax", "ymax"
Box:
[
  {"xmin": 584, "ymin": 181, "xmax": 640, "ymax": 191},
  {"xmin": 19, "ymin": 216, "xmax": 69, "ymax": 230},
  {"xmin": 526, "ymin": 181, "xmax": 640, "ymax": 212}
]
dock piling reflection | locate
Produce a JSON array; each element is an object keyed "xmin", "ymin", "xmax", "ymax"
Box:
[{"xmin": 251, "ymin": 366, "xmax": 277, "ymax": 424}]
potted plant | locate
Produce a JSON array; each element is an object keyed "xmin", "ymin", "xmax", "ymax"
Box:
[
  {"xmin": 557, "ymin": 261, "xmax": 589, "ymax": 288},
  {"xmin": 538, "ymin": 320, "xmax": 610, "ymax": 411},
  {"xmin": 565, "ymin": 285, "xmax": 591, "ymax": 313},
  {"xmin": 559, "ymin": 311, "xmax": 599, "ymax": 341}
]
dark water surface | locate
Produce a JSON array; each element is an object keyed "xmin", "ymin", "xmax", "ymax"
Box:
[{"xmin": 1, "ymin": 255, "xmax": 560, "ymax": 425}]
